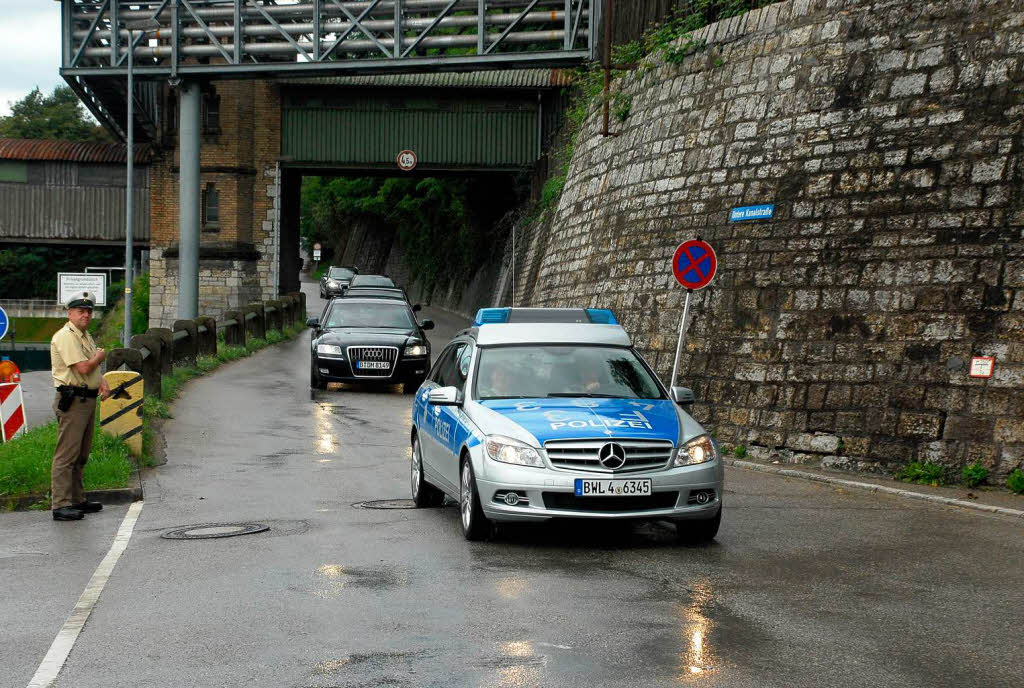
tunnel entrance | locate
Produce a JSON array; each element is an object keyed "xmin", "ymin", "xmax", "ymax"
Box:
[{"xmin": 281, "ymin": 166, "xmax": 527, "ymax": 306}]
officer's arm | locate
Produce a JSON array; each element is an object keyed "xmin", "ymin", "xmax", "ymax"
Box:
[{"xmin": 71, "ymin": 349, "xmax": 106, "ymax": 376}]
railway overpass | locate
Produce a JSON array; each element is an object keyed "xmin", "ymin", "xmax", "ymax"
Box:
[{"xmin": 58, "ymin": 0, "xmax": 599, "ymax": 323}]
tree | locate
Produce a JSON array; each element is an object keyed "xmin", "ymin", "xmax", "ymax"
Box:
[{"xmin": 0, "ymin": 85, "xmax": 111, "ymax": 142}]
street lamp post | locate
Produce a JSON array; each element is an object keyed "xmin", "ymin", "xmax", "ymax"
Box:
[{"xmin": 122, "ymin": 18, "xmax": 160, "ymax": 347}]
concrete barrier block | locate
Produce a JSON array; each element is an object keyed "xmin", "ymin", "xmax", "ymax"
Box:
[
  {"xmin": 129, "ymin": 333, "xmax": 163, "ymax": 398},
  {"xmin": 223, "ymin": 310, "xmax": 246, "ymax": 347},
  {"xmin": 245, "ymin": 303, "xmax": 266, "ymax": 340},
  {"xmin": 172, "ymin": 319, "xmax": 198, "ymax": 365},
  {"xmin": 148, "ymin": 328, "xmax": 173, "ymax": 376},
  {"xmin": 107, "ymin": 347, "xmax": 143, "ymax": 377},
  {"xmin": 194, "ymin": 316, "xmax": 217, "ymax": 356},
  {"xmin": 265, "ymin": 300, "xmax": 283, "ymax": 332}
]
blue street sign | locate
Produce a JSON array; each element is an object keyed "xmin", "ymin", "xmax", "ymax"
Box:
[
  {"xmin": 730, "ymin": 204, "xmax": 774, "ymax": 222},
  {"xmin": 0, "ymin": 306, "xmax": 7, "ymax": 341}
]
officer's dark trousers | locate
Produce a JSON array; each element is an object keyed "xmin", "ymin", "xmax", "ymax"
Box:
[{"xmin": 51, "ymin": 394, "xmax": 96, "ymax": 509}]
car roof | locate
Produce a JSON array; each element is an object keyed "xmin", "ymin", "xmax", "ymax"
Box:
[
  {"xmin": 330, "ymin": 297, "xmax": 408, "ymax": 307},
  {"xmin": 342, "ymin": 289, "xmax": 405, "ymax": 299},
  {"xmin": 473, "ymin": 323, "xmax": 632, "ymax": 347}
]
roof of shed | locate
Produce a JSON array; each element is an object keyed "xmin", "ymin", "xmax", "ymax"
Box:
[
  {"xmin": 278, "ymin": 68, "xmax": 572, "ymax": 90},
  {"xmin": 0, "ymin": 138, "xmax": 153, "ymax": 164}
]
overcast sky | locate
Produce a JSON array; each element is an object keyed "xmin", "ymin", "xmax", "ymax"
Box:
[{"xmin": 0, "ymin": 1, "xmax": 64, "ymax": 116}]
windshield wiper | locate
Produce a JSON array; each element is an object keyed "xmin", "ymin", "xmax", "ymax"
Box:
[{"xmin": 546, "ymin": 393, "xmax": 627, "ymax": 398}]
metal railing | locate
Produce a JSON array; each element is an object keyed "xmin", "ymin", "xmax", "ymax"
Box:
[
  {"xmin": 61, "ymin": 0, "xmax": 597, "ymax": 77},
  {"xmin": 107, "ymin": 292, "xmax": 306, "ymax": 398}
]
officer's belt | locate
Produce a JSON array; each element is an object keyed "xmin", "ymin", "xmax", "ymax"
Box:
[{"xmin": 56, "ymin": 385, "xmax": 99, "ymax": 398}]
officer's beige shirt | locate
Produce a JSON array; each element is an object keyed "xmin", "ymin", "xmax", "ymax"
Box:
[{"xmin": 51, "ymin": 322, "xmax": 101, "ymax": 389}]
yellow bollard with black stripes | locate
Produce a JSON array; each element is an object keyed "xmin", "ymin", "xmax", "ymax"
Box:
[{"xmin": 99, "ymin": 371, "xmax": 144, "ymax": 456}]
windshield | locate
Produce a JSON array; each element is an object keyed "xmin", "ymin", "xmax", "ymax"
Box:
[
  {"xmin": 475, "ymin": 346, "xmax": 664, "ymax": 400},
  {"xmin": 328, "ymin": 267, "xmax": 355, "ymax": 280},
  {"xmin": 350, "ymin": 275, "xmax": 395, "ymax": 287},
  {"xmin": 324, "ymin": 302, "xmax": 413, "ymax": 329}
]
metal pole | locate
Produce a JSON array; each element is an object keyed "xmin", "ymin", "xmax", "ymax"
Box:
[
  {"xmin": 124, "ymin": 31, "xmax": 135, "ymax": 346},
  {"xmin": 669, "ymin": 289, "xmax": 693, "ymax": 391},
  {"xmin": 178, "ymin": 80, "xmax": 201, "ymax": 319},
  {"xmin": 511, "ymin": 222, "xmax": 516, "ymax": 307}
]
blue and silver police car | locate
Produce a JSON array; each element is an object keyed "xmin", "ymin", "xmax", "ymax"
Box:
[{"xmin": 410, "ymin": 307, "xmax": 723, "ymax": 542}]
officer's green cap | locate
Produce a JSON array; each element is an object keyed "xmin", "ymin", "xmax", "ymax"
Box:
[{"xmin": 66, "ymin": 291, "xmax": 96, "ymax": 310}]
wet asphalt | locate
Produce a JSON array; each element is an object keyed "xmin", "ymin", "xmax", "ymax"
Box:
[{"xmin": 2, "ymin": 280, "xmax": 1021, "ymax": 688}]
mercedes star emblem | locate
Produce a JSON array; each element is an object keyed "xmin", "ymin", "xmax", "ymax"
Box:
[{"xmin": 598, "ymin": 442, "xmax": 626, "ymax": 469}]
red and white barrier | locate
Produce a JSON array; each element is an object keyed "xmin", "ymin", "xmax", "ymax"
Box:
[{"xmin": 0, "ymin": 382, "xmax": 27, "ymax": 442}]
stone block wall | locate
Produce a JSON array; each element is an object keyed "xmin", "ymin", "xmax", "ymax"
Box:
[
  {"xmin": 513, "ymin": 0, "xmax": 1024, "ymax": 477},
  {"xmin": 148, "ymin": 247, "xmax": 263, "ymax": 325}
]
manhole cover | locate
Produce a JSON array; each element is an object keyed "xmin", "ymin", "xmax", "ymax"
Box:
[
  {"xmin": 161, "ymin": 522, "xmax": 269, "ymax": 540},
  {"xmin": 354, "ymin": 499, "xmax": 417, "ymax": 510}
]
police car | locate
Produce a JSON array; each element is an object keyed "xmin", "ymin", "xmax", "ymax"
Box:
[{"xmin": 410, "ymin": 307, "xmax": 723, "ymax": 542}]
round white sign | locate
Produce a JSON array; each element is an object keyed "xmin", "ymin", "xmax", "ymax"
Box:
[{"xmin": 397, "ymin": 150, "xmax": 417, "ymax": 171}]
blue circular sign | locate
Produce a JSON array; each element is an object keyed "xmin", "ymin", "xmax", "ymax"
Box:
[{"xmin": 0, "ymin": 306, "xmax": 7, "ymax": 341}]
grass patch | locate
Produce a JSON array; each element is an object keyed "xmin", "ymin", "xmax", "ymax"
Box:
[
  {"xmin": 0, "ymin": 420, "xmax": 134, "ymax": 506},
  {"xmin": 895, "ymin": 461, "xmax": 947, "ymax": 487},
  {"xmin": 733, "ymin": 445, "xmax": 747, "ymax": 459},
  {"xmin": 10, "ymin": 317, "xmax": 65, "ymax": 343},
  {"xmin": 1007, "ymin": 468, "xmax": 1024, "ymax": 495},
  {"xmin": 961, "ymin": 462, "xmax": 989, "ymax": 488}
]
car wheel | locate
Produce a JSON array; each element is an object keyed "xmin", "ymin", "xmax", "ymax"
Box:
[
  {"xmin": 674, "ymin": 506, "xmax": 721, "ymax": 544},
  {"xmin": 310, "ymin": 360, "xmax": 327, "ymax": 390},
  {"xmin": 410, "ymin": 436, "xmax": 444, "ymax": 507},
  {"xmin": 460, "ymin": 458, "xmax": 490, "ymax": 541}
]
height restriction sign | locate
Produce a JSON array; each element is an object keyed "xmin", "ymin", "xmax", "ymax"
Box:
[{"xmin": 672, "ymin": 239, "xmax": 717, "ymax": 290}]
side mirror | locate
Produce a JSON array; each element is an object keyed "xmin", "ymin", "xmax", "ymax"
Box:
[
  {"xmin": 421, "ymin": 319, "xmax": 435, "ymax": 331},
  {"xmin": 412, "ymin": 303, "xmax": 422, "ymax": 312},
  {"xmin": 428, "ymin": 386, "xmax": 461, "ymax": 406},
  {"xmin": 671, "ymin": 386, "xmax": 696, "ymax": 405},
  {"xmin": 306, "ymin": 317, "xmax": 320, "ymax": 329}
]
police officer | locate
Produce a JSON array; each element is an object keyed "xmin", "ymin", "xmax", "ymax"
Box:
[{"xmin": 50, "ymin": 291, "xmax": 110, "ymax": 521}]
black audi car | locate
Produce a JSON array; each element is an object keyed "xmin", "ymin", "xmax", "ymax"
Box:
[
  {"xmin": 307, "ymin": 297, "xmax": 434, "ymax": 393},
  {"xmin": 319, "ymin": 265, "xmax": 359, "ymax": 298}
]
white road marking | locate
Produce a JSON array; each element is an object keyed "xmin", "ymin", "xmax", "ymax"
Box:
[{"xmin": 27, "ymin": 501, "xmax": 144, "ymax": 688}]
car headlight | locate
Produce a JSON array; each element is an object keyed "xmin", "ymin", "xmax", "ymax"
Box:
[
  {"xmin": 484, "ymin": 435, "xmax": 544, "ymax": 468},
  {"xmin": 327, "ymin": 279, "xmax": 339, "ymax": 287},
  {"xmin": 316, "ymin": 344, "xmax": 343, "ymax": 356},
  {"xmin": 674, "ymin": 435, "xmax": 718, "ymax": 466},
  {"xmin": 406, "ymin": 344, "xmax": 428, "ymax": 357}
]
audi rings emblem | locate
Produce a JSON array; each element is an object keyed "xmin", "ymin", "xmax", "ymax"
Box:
[
  {"xmin": 364, "ymin": 348, "xmax": 383, "ymax": 359},
  {"xmin": 598, "ymin": 442, "xmax": 627, "ymax": 469}
]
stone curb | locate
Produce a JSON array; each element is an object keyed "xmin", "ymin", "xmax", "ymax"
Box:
[
  {"xmin": 724, "ymin": 459, "xmax": 1024, "ymax": 519},
  {"xmin": 2, "ymin": 471, "xmax": 143, "ymax": 512}
]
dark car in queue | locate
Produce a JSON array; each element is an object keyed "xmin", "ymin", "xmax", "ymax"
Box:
[
  {"xmin": 348, "ymin": 274, "xmax": 395, "ymax": 289},
  {"xmin": 319, "ymin": 265, "xmax": 359, "ymax": 299},
  {"xmin": 308, "ymin": 297, "xmax": 434, "ymax": 393},
  {"xmin": 342, "ymin": 286, "xmax": 411, "ymax": 303}
]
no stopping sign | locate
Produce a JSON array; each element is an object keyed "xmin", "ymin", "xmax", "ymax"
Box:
[{"xmin": 672, "ymin": 240, "xmax": 717, "ymax": 290}]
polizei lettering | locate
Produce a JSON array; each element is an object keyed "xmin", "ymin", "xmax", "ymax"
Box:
[{"xmin": 549, "ymin": 411, "xmax": 653, "ymax": 431}]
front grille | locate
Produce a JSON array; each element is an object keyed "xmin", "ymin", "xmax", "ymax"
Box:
[
  {"xmin": 544, "ymin": 438, "xmax": 674, "ymax": 473},
  {"xmin": 542, "ymin": 492, "xmax": 679, "ymax": 512},
  {"xmin": 346, "ymin": 345, "xmax": 398, "ymax": 378}
]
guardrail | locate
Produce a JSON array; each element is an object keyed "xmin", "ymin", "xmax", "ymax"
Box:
[{"xmin": 107, "ymin": 292, "xmax": 306, "ymax": 398}]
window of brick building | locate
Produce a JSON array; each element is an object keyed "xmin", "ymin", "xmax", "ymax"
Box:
[
  {"xmin": 201, "ymin": 183, "xmax": 219, "ymax": 231},
  {"xmin": 201, "ymin": 91, "xmax": 220, "ymax": 134}
]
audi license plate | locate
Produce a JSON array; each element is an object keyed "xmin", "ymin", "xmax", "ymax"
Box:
[
  {"xmin": 574, "ymin": 478, "xmax": 652, "ymax": 496},
  {"xmin": 357, "ymin": 361, "xmax": 390, "ymax": 370}
]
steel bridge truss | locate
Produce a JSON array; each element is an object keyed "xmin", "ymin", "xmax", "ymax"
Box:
[{"xmin": 61, "ymin": 0, "xmax": 597, "ymax": 78}]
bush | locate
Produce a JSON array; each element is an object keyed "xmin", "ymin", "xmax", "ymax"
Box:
[
  {"xmin": 961, "ymin": 462, "xmax": 989, "ymax": 488},
  {"xmin": 1007, "ymin": 468, "xmax": 1024, "ymax": 495},
  {"xmin": 895, "ymin": 461, "xmax": 947, "ymax": 487},
  {"xmin": 733, "ymin": 445, "xmax": 747, "ymax": 459}
]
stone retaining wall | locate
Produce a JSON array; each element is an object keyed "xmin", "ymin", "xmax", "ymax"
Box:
[{"xmin": 511, "ymin": 0, "xmax": 1024, "ymax": 477}]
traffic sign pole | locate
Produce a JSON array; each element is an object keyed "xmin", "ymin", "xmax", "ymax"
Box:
[{"xmin": 669, "ymin": 289, "xmax": 693, "ymax": 391}]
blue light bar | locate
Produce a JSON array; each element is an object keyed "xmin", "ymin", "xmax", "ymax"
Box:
[
  {"xmin": 585, "ymin": 308, "xmax": 619, "ymax": 325},
  {"xmin": 474, "ymin": 307, "xmax": 511, "ymax": 326}
]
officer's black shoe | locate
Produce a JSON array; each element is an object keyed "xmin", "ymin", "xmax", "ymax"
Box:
[
  {"xmin": 73, "ymin": 501, "xmax": 103, "ymax": 513},
  {"xmin": 53, "ymin": 507, "xmax": 85, "ymax": 521}
]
